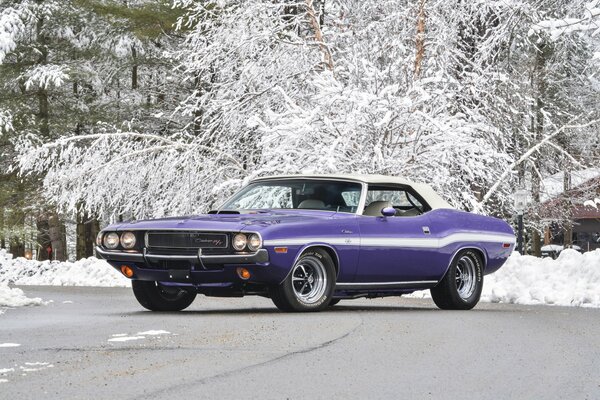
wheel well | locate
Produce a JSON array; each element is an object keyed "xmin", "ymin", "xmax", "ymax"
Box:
[
  {"xmin": 462, "ymin": 247, "xmax": 486, "ymax": 267},
  {"xmin": 301, "ymin": 245, "xmax": 340, "ymax": 277},
  {"xmin": 440, "ymin": 247, "xmax": 487, "ymax": 280}
]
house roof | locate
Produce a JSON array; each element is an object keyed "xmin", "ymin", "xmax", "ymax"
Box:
[{"xmin": 540, "ymin": 168, "xmax": 600, "ymax": 203}]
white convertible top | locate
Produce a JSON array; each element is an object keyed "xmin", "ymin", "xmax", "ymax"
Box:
[{"xmin": 254, "ymin": 174, "xmax": 454, "ymax": 210}]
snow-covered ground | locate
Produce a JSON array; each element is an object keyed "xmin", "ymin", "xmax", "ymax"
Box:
[
  {"xmin": 0, "ymin": 249, "xmax": 129, "ymax": 287},
  {"xmin": 0, "ymin": 248, "xmax": 128, "ymax": 310},
  {"xmin": 0, "ymin": 286, "xmax": 45, "ymax": 308},
  {"xmin": 1, "ymin": 248, "xmax": 599, "ymax": 309}
]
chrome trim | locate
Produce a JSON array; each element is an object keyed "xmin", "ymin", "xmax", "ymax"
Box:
[
  {"xmin": 335, "ymin": 280, "xmax": 438, "ymax": 290},
  {"xmin": 240, "ymin": 231, "xmax": 263, "ymax": 252},
  {"xmin": 356, "ymin": 182, "xmax": 368, "ymax": 216},
  {"xmin": 145, "ymin": 254, "xmax": 199, "ymax": 261},
  {"xmin": 95, "ymin": 246, "xmax": 144, "ymax": 262},
  {"xmin": 336, "ymin": 280, "xmax": 437, "ymax": 287},
  {"xmin": 97, "ymin": 246, "xmax": 269, "ymax": 265}
]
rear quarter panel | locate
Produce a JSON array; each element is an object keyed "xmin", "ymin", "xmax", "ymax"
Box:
[{"xmin": 427, "ymin": 209, "xmax": 515, "ymax": 279}]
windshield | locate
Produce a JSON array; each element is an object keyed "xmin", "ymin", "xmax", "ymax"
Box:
[{"xmin": 220, "ymin": 180, "xmax": 363, "ymax": 213}]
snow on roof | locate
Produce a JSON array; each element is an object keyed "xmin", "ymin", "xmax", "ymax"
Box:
[
  {"xmin": 540, "ymin": 168, "xmax": 600, "ymax": 203},
  {"xmin": 253, "ymin": 174, "xmax": 454, "ymax": 210}
]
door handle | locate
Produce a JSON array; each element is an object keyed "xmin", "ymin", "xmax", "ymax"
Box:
[{"xmin": 422, "ymin": 226, "xmax": 431, "ymax": 235}]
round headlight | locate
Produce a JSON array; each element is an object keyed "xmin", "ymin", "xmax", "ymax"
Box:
[
  {"xmin": 96, "ymin": 232, "xmax": 104, "ymax": 246},
  {"xmin": 103, "ymin": 232, "xmax": 120, "ymax": 249},
  {"xmin": 232, "ymin": 233, "xmax": 247, "ymax": 251},
  {"xmin": 120, "ymin": 232, "xmax": 136, "ymax": 249},
  {"xmin": 247, "ymin": 233, "xmax": 262, "ymax": 251}
]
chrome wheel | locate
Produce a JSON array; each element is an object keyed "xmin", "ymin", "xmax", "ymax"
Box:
[
  {"xmin": 291, "ymin": 256, "xmax": 327, "ymax": 304},
  {"xmin": 455, "ymin": 255, "xmax": 477, "ymax": 299}
]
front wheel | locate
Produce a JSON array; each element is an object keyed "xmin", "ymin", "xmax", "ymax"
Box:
[
  {"xmin": 271, "ymin": 249, "xmax": 336, "ymax": 312},
  {"xmin": 132, "ymin": 281, "xmax": 197, "ymax": 311},
  {"xmin": 430, "ymin": 249, "xmax": 483, "ymax": 310}
]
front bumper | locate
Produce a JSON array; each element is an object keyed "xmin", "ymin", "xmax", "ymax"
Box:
[
  {"xmin": 95, "ymin": 246, "xmax": 276, "ymax": 286},
  {"xmin": 95, "ymin": 246, "xmax": 269, "ymax": 265}
]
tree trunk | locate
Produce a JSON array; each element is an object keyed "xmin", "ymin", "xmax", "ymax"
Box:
[
  {"xmin": 530, "ymin": 39, "xmax": 549, "ymax": 258},
  {"xmin": 306, "ymin": 0, "xmax": 333, "ymax": 71},
  {"xmin": 9, "ymin": 237, "xmax": 24, "ymax": 258},
  {"xmin": 563, "ymin": 168, "xmax": 573, "ymax": 247},
  {"xmin": 0, "ymin": 207, "xmax": 5, "ymax": 249},
  {"xmin": 414, "ymin": 0, "xmax": 426, "ymax": 79},
  {"xmin": 36, "ymin": 213, "xmax": 51, "ymax": 261},
  {"xmin": 76, "ymin": 211, "xmax": 100, "ymax": 260},
  {"xmin": 132, "ymin": 45, "xmax": 138, "ymax": 90},
  {"xmin": 48, "ymin": 213, "xmax": 67, "ymax": 261}
]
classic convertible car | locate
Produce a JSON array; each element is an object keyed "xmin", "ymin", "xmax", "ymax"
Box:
[{"xmin": 96, "ymin": 174, "xmax": 515, "ymax": 312}]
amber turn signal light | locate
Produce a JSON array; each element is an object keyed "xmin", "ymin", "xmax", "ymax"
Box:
[
  {"xmin": 120, "ymin": 265, "xmax": 134, "ymax": 278},
  {"xmin": 237, "ymin": 267, "xmax": 251, "ymax": 280}
]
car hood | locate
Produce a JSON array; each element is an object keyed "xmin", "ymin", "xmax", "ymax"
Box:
[{"xmin": 106, "ymin": 210, "xmax": 348, "ymax": 233}]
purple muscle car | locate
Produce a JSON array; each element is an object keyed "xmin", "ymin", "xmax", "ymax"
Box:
[{"xmin": 96, "ymin": 174, "xmax": 515, "ymax": 312}]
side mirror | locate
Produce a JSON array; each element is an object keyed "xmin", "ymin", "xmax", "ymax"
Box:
[{"xmin": 381, "ymin": 207, "xmax": 396, "ymax": 217}]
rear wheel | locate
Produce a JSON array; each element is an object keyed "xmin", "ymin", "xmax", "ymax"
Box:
[
  {"xmin": 271, "ymin": 249, "xmax": 336, "ymax": 312},
  {"xmin": 430, "ymin": 249, "xmax": 483, "ymax": 310},
  {"xmin": 132, "ymin": 281, "xmax": 197, "ymax": 311}
]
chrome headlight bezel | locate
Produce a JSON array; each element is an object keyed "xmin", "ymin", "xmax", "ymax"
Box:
[
  {"xmin": 232, "ymin": 233, "xmax": 247, "ymax": 251},
  {"xmin": 247, "ymin": 233, "xmax": 262, "ymax": 252},
  {"xmin": 120, "ymin": 232, "xmax": 136, "ymax": 249},
  {"xmin": 96, "ymin": 231, "xmax": 104, "ymax": 246},
  {"xmin": 103, "ymin": 232, "xmax": 120, "ymax": 249}
]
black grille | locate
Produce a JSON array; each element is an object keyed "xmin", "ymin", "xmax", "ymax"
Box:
[
  {"xmin": 145, "ymin": 247, "xmax": 230, "ymax": 256},
  {"xmin": 146, "ymin": 232, "xmax": 228, "ymax": 249}
]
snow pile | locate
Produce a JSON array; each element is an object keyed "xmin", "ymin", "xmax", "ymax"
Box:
[
  {"xmin": 0, "ymin": 249, "xmax": 129, "ymax": 287},
  {"xmin": 482, "ymin": 250, "xmax": 600, "ymax": 307},
  {"xmin": 0, "ymin": 285, "xmax": 45, "ymax": 308}
]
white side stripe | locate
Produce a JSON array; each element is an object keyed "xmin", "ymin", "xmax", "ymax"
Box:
[{"xmin": 263, "ymin": 232, "xmax": 515, "ymax": 248}]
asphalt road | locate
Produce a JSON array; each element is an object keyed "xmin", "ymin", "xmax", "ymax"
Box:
[{"xmin": 1, "ymin": 286, "xmax": 599, "ymax": 400}]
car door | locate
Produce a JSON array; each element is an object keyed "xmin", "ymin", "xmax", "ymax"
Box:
[{"xmin": 354, "ymin": 185, "xmax": 440, "ymax": 283}]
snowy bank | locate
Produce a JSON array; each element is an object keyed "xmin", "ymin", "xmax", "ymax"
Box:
[
  {"xmin": 481, "ymin": 249, "xmax": 600, "ymax": 307},
  {"xmin": 0, "ymin": 249, "xmax": 129, "ymax": 287}
]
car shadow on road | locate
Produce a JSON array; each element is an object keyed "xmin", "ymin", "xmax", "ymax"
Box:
[
  {"xmin": 115, "ymin": 305, "xmax": 445, "ymax": 316},
  {"xmin": 113, "ymin": 302, "xmax": 519, "ymax": 316}
]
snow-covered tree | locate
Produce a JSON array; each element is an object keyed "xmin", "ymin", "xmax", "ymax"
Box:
[
  {"xmin": 1, "ymin": 0, "xmax": 185, "ymax": 259},
  {"xmin": 10, "ymin": 0, "xmax": 600, "ymax": 257}
]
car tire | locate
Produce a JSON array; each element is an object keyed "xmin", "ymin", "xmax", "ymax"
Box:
[
  {"xmin": 132, "ymin": 280, "xmax": 197, "ymax": 311},
  {"xmin": 271, "ymin": 249, "xmax": 336, "ymax": 312},
  {"xmin": 430, "ymin": 249, "xmax": 483, "ymax": 310},
  {"xmin": 328, "ymin": 299, "xmax": 341, "ymax": 307}
]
